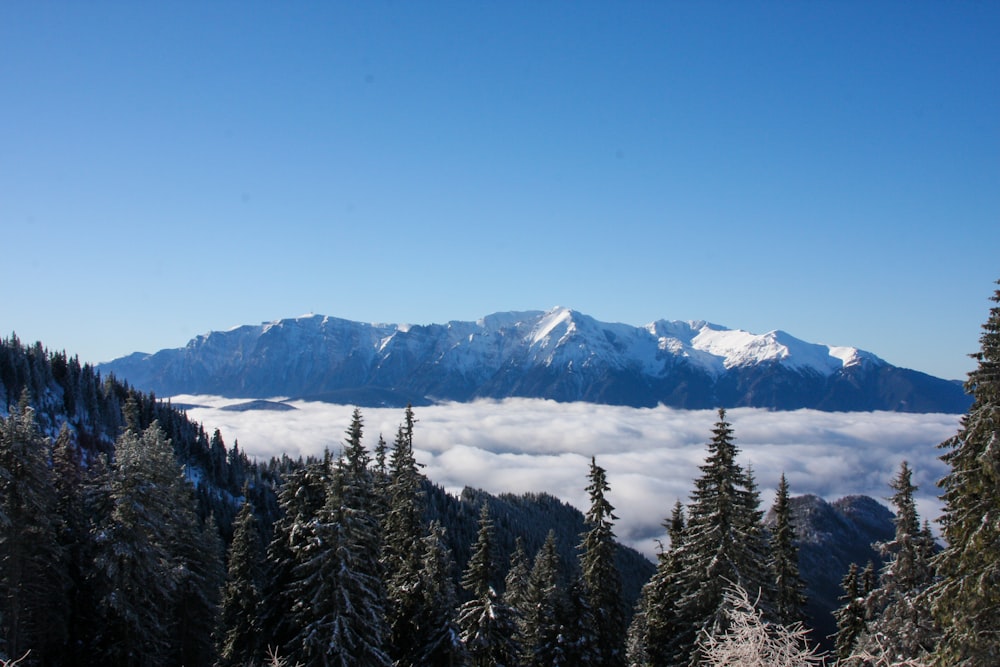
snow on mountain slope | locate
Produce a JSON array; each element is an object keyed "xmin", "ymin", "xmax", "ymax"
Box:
[{"xmin": 98, "ymin": 307, "xmax": 969, "ymax": 413}]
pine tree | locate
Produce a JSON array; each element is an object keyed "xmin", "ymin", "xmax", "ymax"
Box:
[
  {"xmin": 0, "ymin": 395, "xmax": 67, "ymax": 663},
  {"xmin": 856, "ymin": 462, "xmax": 938, "ymax": 663},
  {"xmin": 413, "ymin": 521, "xmax": 467, "ymax": 666},
  {"xmin": 627, "ymin": 500, "xmax": 685, "ymax": 667},
  {"xmin": 381, "ymin": 408, "xmax": 429, "ymax": 666},
  {"xmin": 522, "ymin": 530, "xmax": 565, "ymax": 666},
  {"xmin": 834, "ymin": 563, "xmax": 867, "ymax": 662},
  {"xmin": 217, "ymin": 498, "xmax": 265, "ymax": 666},
  {"xmin": 288, "ymin": 462, "xmax": 390, "ymax": 666},
  {"xmin": 578, "ymin": 456, "xmax": 626, "ymax": 667},
  {"xmin": 458, "ymin": 503, "xmax": 518, "ymax": 667},
  {"xmin": 172, "ymin": 510, "xmax": 224, "ymax": 667},
  {"xmin": 929, "ymin": 280, "xmax": 1000, "ymax": 666},
  {"xmin": 51, "ymin": 423, "xmax": 87, "ymax": 663},
  {"xmin": 503, "ymin": 537, "xmax": 532, "ymax": 655},
  {"xmin": 91, "ymin": 421, "xmax": 187, "ymax": 665},
  {"xmin": 769, "ymin": 473, "xmax": 807, "ymax": 626},
  {"xmin": 665, "ymin": 409, "xmax": 772, "ymax": 665},
  {"xmin": 559, "ymin": 572, "xmax": 599, "ymax": 666},
  {"xmin": 258, "ymin": 458, "xmax": 332, "ymax": 656},
  {"xmin": 834, "ymin": 559, "xmax": 880, "ymax": 663}
]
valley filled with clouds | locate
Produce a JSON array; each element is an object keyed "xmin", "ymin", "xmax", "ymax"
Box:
[{"xmin": 174, "ymin": 396, "xmax": 960, "ymax": 559}]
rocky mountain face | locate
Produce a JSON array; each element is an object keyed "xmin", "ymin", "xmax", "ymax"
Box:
[
  {"xmin": 767, "ymin": 494, "xmax": 897, "ymax": 648},
  {"xmin": 99, "ymin": 308, "xmax": 970, "ymax": 412}
]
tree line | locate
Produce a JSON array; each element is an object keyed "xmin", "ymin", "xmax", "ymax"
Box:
[{"xmin": 1, "ymin": 280, "xmax": 998, "ymax": 665}]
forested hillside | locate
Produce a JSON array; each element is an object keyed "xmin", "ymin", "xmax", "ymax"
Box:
[{"xmin": 2, "ymin": 278, "xmax": 998, "ymax": 667}]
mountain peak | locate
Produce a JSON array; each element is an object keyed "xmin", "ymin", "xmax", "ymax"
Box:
[{"xmin": 98, "ymin": 309, "xmax": 970, "ymax": 413}]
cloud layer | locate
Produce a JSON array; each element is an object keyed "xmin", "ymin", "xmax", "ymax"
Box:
[{"xmin": 174, "ymin": 396, "xmax": 961, "ymax": 559}]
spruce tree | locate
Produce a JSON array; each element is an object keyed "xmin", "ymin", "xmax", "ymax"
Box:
[
  {"xmin": 91, "ymin": 421, "xmax": 187, "ymax": 665},
  {"xmin": 522, "ymin": 530, "xmax": 565, "ymax": 666},
  {"xmin": 627, "ymin": 500, "xmax": 686, "ymax": 667},
  {"xmin": 833, "ymin": 560, "xmax": 878, "ymax": 663},
  {"xmin": 578, "ymin": 456, "xmax": 626, "ymax": 667},
  {"xmin": 930, "ymin": 280, "xmax": 1000, "ymax": 666},
  {"xmin": 288, "ymin": 461, "xmax": 390, "ymax": 666},
  {"xmin": 503, "ymin": 537, "xmax": 532, "ymax": 655},
  {"xmin": 0, "ymin": 395, "xmax": 67, "ymax": 663},
  {"xmin": 258, "ymin": 458, "xmax": 332, "ymax": 656},
  {"xmin": 413, "ymin": 521, "xmax": 467, "ymax": 666},
  {"xmin": 833, "ymin": 563, "xmax": 867, "ymax": 662},
  {"xmin": 665, "ymin": 409, "xmax": 772, "ymax": 665},
  {"xmin": 856, "ymin": 461, "xmax": 938, "ymax": 663},
  {"xmin": 381, "ymin": 409, "xmax": 428, "ymax": 666},
  {"xmin": 768, "ymin": 473, "xmax": 807, "ymax": 626},
  {"xmin": 217, "ymin": 498, "xmax": 265, "ymax": 666},
  {"xmin": 172, "ymin": 510, "xmax": 224, "ymax": 667},
  {"xmin": 559, "ymin": 572, "xmax": 599, "ymax": 666},
  {"xmin": 458, "ymin": 503, "xmax": 518, "ymax": 667}
]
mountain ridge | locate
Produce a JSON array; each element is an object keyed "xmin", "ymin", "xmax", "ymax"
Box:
[{"xmin": 99, "ymin": 308, "xmax": 971, "ymax": 413}]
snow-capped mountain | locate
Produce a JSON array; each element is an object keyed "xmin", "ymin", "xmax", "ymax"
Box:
[{"xmin": 99, "ymin": 308, "xmax": 970, "ymax": 412}]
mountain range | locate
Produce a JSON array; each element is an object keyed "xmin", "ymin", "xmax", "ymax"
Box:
[{"xmin": 99, "ymin": 308, "xmax": 970, "ymax": 412}]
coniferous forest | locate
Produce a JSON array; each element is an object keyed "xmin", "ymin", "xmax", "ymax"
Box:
[{"xmin": 1, "ymin": 281, "xmax": 999, "ymax": 666}]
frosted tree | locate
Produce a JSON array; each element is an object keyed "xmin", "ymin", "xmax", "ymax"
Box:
[
  {"xmin": 458, "ymin": 502, "xmax": 518, "ymax": 667},
  {"xmin": 697, "ymin": 583, "xmax": 824, "ymax": 667},
  {"xmin": 578, "ymin": 456, "xmax": 626, "ymax": 666},
  {"xmin": 929, "ymin": 280, "xmax": 1000, "ymax": 666}
]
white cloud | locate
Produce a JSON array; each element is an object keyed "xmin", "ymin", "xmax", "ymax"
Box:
[{"xmin": 174, "ymin": 396, "xmax": 961, "ymax": 559}]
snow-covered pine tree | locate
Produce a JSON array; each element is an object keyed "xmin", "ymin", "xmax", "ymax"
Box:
[
  {"xmin": 522, "ymin": 530, "xmax": 566, "ymax": 666},
  {"xmin": 171, "ymin": 502, "xmax": 225, "ymax": 667},
  {"xmin": 929, "ymin": 280, "xmax": 1000, "ymax": 666},
  {"xmin": 381, "ymin": 408, "xmax": 430, "ymax": 666},
  {"xmin": 258, "ymin": 456, "xmax": 332, "ymax": 656},
  {"xmin": 854, "ymin": 461, "xmax": 938, "ymax": 663},
  {"xmin": 0, "ymin": 394, "xmax": 67, "ymax": 663},
  {"xmin": 665, "ymin": 409, "xmax": 773, "ymax": 665},
  {"xmin": 559, "ymin": 572, "xmax": 599, "ymax": 666},
  {"xmin": 834, "ymin": 563, "xmax": 868, "ymax": 662},
  {"xmin": 217, "ymin": 496, "xmax": 265, "ymax": 666},
  {"xmin": 503, "ymin": 536, "xmax": 531, "ymax": 654},
  {"xmin": 413, "ymin": 520, "xmax": 467, "ymax": 666},
  {"xmin": 768, "ymin": 473, "xmax": 807, "ymax": 626},
  {"xmin": 458, "ymin": 502, "xmax": 518, "ymax": 667},
  {"xmin": 578, "ymin": 456, "xmax": 626, "ymax": 667},
  {"xmin": 627, "ymin": 500, "xmax": 685, "ymax": 667},
  {"xmin": 91, "ymin": 421, "xmax": 187, "ymax": 665},
  {"xmin": 288, "ymin": 461, "xmax": 390, "ymax": 666}
]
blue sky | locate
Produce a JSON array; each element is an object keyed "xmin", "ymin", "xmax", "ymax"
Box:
[{"xmin": 2, "ymin": 1, "xmax": 997, "ymax": 380}]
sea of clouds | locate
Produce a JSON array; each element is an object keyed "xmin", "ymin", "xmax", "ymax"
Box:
[{"xmin": 172, "ymin": 396, "xmax": 961, "ymax": 559}]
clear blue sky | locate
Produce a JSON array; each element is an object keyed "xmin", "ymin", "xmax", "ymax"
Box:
[{"xmin": 2, "ymin": 1, "xmax": 997, "ymax": 381}]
